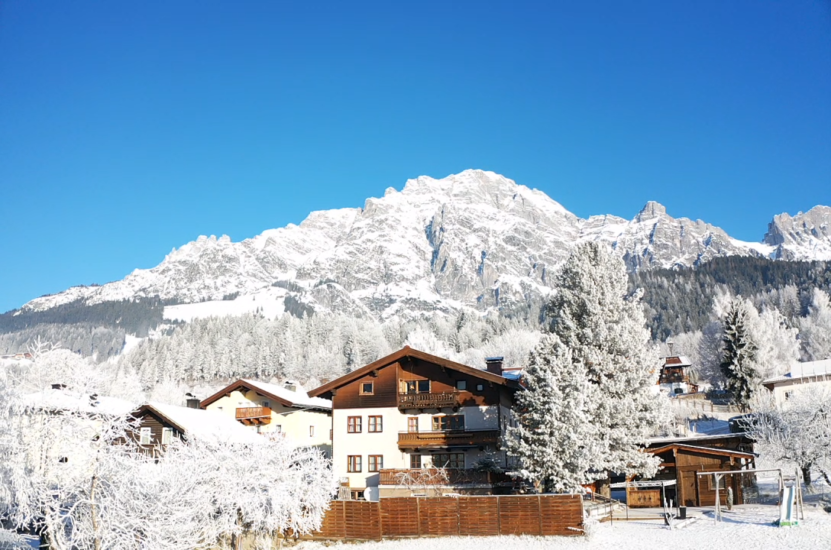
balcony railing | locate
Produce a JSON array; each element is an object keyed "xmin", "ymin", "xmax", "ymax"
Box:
[
  {"xmin": 397, "ymin": 392, "xmax": 460, "ymax": 410},
  {"xmin": 397, "ymin": 429, "xmax": 500, "ymax": 449},
  {"xmin": 378, "ymin": 468, "xmax": 513, "ymax": 486},
  {"xmin": 235, "ymin": 406, "xmax": 271, "ymax": 425}
]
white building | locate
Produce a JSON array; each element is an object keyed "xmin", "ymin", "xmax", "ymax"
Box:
[
  {"xmin": 199, "ymin": 379, "xmax": 332, "ymax": 455},
  {"xmin": 307, "ymin": 347, "xmax": 520, "ymax": 500},
  {"xmin": 762, "ymin": 359, "xmax": 831, "ymax": 408}
]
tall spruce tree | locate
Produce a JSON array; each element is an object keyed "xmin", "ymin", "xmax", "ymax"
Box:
[
  {"xmin": 508, "ymin": 242, "xmax": 667, "ymax": 492},
  {"xmin": 720, "ymin": 298, "xmax": 759, "ymax": 410},
  {"xmin": 505, "ymin": 334, "xmax": 599, "ymax": 492}
]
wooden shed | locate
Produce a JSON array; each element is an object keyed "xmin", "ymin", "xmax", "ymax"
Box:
[{"xmin": 641, "ymin": 443, "xmax": 756, "ymax": 507}]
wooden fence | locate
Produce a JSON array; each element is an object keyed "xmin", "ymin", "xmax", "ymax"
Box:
[{"xmin": 308, "ymin": 494, "xmax": 583, "ymax": 540}]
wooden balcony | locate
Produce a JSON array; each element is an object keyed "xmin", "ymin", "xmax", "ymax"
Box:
[
  {"xmin": 397, "ymin": 392, "xmax": 460, "ymax": 410},
  {"xmin": 378, "ymin": 468, "xmax": 512, "ymax": 486},
  {"xmin": 397, "ymin": 429, "xmax": 500, "ymax": 449},
  {"xmin": 235, "ymin": 406, "xmax": 271, "ymax": 425}
]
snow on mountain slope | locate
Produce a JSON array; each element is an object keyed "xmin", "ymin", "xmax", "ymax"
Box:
[
  {"xmin": 20, "ymin": 170, "xmax": 831, "ymax": 321},
  {"xmin": 763, "ymin": 205, "xmax": 831, "ymax": 261}
]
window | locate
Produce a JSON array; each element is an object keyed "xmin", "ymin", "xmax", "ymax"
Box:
[
  {"xmin": 784, "ymin": 391, "xmax": 793, "ymax": 401},
  {"xmin": 262, "ymin": 401, "xmax": 270, "ymax": 408},
  {"xmin": 140, "ymin": 427, "xmax": 152, "ymax": 445},
  {"xmin": 456, "ymin": 380, "xmax": 467, "ymax": 391},
  {"xmin": 368, "ymin": 415, "xmax": 383, "ymax": 433},
  {"xmin": 275, "ymin": 425, "xmax": 282, "ymax": 433},
  {"xmin": 162, "ymin": 427, "xmax": 173, "ymax": 445},
  {"xmin": 707, "ymin": 474, "xmax": 727, "ymax": 490},
  {"xmin": 476, "ymin": 384, "xmax": 484, "ymax": 392},
  {"xmin": 432, "ymin": 415, "xmax": 465, "ymax": 431},
  {"xmin": 347, "ymin": 455, "xmax": 362, "ymax": 473},
  {"xmin": 403, "ymin": 380, "xmax": 431, "ymax": 394},
  {"xmin": 410, "ymin": 454, "xmax": 422, "ymax": 468},
  {"xmin": 360, "ymin": 382, "xmax": 374, "ymax": 395},
  {"xmin": 408, "ymin": 417, "xmax": 419, "ymax": 433},
  {"xmin": 368, "ymin": 455, "xmax": 383, "ymax": 472},
  {"xmin": 433, "ymin": 453, "xmax": 465, "ymax": 469},
  {"xmin": 310, "ymin": 425, "xmax": 315, "ymax": 437},
  {"xmin": 350, "ymin": 489, "xmax": 365, "ymax": 500},
  {"xmin": 347, "ymin": 416, "xmax": 362, "ymax": 433}
]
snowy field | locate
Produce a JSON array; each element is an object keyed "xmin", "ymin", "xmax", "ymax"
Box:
[{"xmin": 294, "ymin": 506, "xmax": 831, "ymax": 550}]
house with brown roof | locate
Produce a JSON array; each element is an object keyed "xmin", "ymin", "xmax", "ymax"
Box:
[
  {"xmin": 307, "ymin": 346, "xmax": 521, "ymax": 500},
  {"xmin": 199, "ymin": 379, "xmax": 332, "ymax": 456}
]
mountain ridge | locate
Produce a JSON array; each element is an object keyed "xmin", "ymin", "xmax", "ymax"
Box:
[{"xmin": 18, "ymin": 170, "xmax": 831, "ymax": 321}]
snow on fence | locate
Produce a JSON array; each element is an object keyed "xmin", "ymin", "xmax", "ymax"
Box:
[{"xmin": 307, "ymin": 494, "xmax": 584, "ymax": 540}]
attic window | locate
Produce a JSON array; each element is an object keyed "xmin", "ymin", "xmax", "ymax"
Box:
[
  {"xmin": 456, "ymin": 380, "xmax": 467, "ymax": 391},
  {"xmin": 360, "ymin": 382, "xmax": 374, "ymax": 395},
  {"xmin": 476, "ymin": 384, "xmax": 484, "ymax": 392}
]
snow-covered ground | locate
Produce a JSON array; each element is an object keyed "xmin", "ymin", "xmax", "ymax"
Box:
[{"xmin": 294, "ymin": 506, "xmax": 831, "ymax": 550}]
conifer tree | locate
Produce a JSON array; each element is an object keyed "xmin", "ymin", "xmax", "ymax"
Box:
[
  {"xmin": 505, "ymin": 334, "xmax": 598, "ymax": 492},
  {"xmin": 509, "ymin": 242, "xmax": 667, "ymax": 492},
  {"xmin": 720, "ymin": 298, "xmax": 759, "ymax": 410}
]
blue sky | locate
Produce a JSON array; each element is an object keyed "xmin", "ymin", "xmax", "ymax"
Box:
[{"xmin": 1, "ymin": 1, "xmax": 829, "ymax": 313}]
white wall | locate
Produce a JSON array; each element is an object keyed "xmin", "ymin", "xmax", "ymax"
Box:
[
  {"xmin": 331, "ymin": 404, "xmax": 511, "ymax": 491},
  {"xmin": 204, "ymin": 389, "xmax": 332, "ymax": 452}
]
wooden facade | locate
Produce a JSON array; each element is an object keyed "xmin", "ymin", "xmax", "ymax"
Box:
[
  {"xmin": 128, "ymin": 406, "xmax": 183, "ymax": 455},
  {"xmin": 637, "ymin": 442, "xmax": 756, "ymax": 507},
  {"xmin": 308, "ymin": 495, "xmax": 584, "ymax": 540}
]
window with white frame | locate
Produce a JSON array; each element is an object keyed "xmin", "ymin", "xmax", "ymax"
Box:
[
  {"xmin": 161, "ymin": 427, "xmax": 173, "ymax": 445},
  {"xmin": 140, "ymin": 427, "xmax": 152, "ymax": 445}
]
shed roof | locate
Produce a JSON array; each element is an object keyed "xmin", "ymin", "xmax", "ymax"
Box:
[{"xmin": 648, "ymin": 443, "xmax": 756, "ymax": 459}]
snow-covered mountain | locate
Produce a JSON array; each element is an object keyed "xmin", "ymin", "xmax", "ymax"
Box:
[{"xmin": 20, "ymin": 170, "xmax": 831, "ymax": 320}]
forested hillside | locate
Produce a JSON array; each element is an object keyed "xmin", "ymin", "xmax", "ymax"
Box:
[{"xmin": 633, "ymin": 257, "xmax": 831, "ymax": 340}]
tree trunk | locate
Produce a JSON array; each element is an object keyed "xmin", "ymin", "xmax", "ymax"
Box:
[
  {"xmin": 801, "ymin": 464, "xmax": 813, "ymax": 486},
  {"xmin": 597, "ymin": 475, "xmax": 611, "ymax": 499},
  {"xmin": 90, "ymin": 474, "xmax": 102, "ymax": 550}
]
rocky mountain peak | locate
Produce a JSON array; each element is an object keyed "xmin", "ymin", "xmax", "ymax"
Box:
[{"xmin": 636, "ymin": 201, "xmax": 668, "ymax": 221}]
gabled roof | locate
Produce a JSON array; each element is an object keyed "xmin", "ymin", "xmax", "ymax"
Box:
[
  {"xmin": 199, "ymin": 379, "xmax": 332, "ymax": 411},
  {"xmin": 648, "ymin": 443, "xmax": 756, "ymax": 459},
  {"xmin": 132, "ymin": 402, "xmax": 262, "ymax": 444},
  {"xmin": 307, "ymin": 346, "xmax": 521, "ymax": 397},
  {"xmin": 663, "ymin": 356, "xmax": 692, "ymax": 368},
  {"xmin": 762, "ymin": 359, "xmax": 831, "ymax": 390}
]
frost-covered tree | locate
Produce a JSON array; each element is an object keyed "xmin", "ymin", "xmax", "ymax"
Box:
[
  {"xmin": 800, "ymin": 288, "xmax": 831, "ymax": 361},
  {"xmin": 509, "ymin": 243, "xmax": 667, "ymax": 493},
  {"xmin": 749, "ymin": 388, "xmax": 831, "ymax": 486},
  {"xmin": 720, "ymin": 298, "xmax": 759, "ymax": 410},
  {"xmin": 748, "ymin": 305, "xmax": 800, "ymax": 381},
  {"xmin": 505, "ymin": 334, "xmax": 598, "ymax": 492}
]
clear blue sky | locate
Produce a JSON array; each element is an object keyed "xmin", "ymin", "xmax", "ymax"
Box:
[{"xmin": 1, "ymin": 1, "xmax": 829, "ymax": 313}]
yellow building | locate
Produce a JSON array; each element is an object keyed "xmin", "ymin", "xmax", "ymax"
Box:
[{"xmin": 200, "ymin": 379, "xmax": 332, "ymax": 456}]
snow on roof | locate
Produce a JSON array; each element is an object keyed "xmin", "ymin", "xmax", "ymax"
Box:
[
  {"xmin": 647, "ymin": 432, "xmax": 750, "ymax": 446},
  {"xmin": 762, "ymin": 359, "xmax": 831, "ymax": 387},
  {"xmin": 143, "ymin": 402, "xmax": 262, "ymax": 445},
  {"xmin": 240, "ymin": 379, "xmax": 332, "ymax": 410},
  {"xmin": 23, "ymin": 388, "xmax": 136, "ymax": 417},
  {"xmin": 663, "ymin": 356, "xmax": 692, "ymax": 367}
]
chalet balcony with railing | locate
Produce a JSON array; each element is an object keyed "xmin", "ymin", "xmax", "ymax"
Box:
[
  {"xmin": 397, "ymin": 429, "xmax": 500, "ymax": 449},
  {"xmin": 235, "ymin": 406, "xmax": 271, "ymax": 425},
  {"xmin": 378, "ymin": 468, "xmax": 512, "ymax": 486},
  {"xmin": 397, "ymin": 392, "xmax": 461, "ymax": 410}
]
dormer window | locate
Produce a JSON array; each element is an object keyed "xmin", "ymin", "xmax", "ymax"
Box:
[{"xmin": 360, "ymin": 382, "xmax": 374, "ymax": 395}]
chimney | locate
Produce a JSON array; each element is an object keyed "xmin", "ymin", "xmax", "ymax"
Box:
[
  {"xmin": 284, "ymin": 380, "xmax": 297, "ymax": 392},
  {"xmin": 485, "ymin": 357, "xmax": 504, "ymax": 376},
  {"xmin": 186, "ymin": 397, "xmax": 201, "ymax": 409}
]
